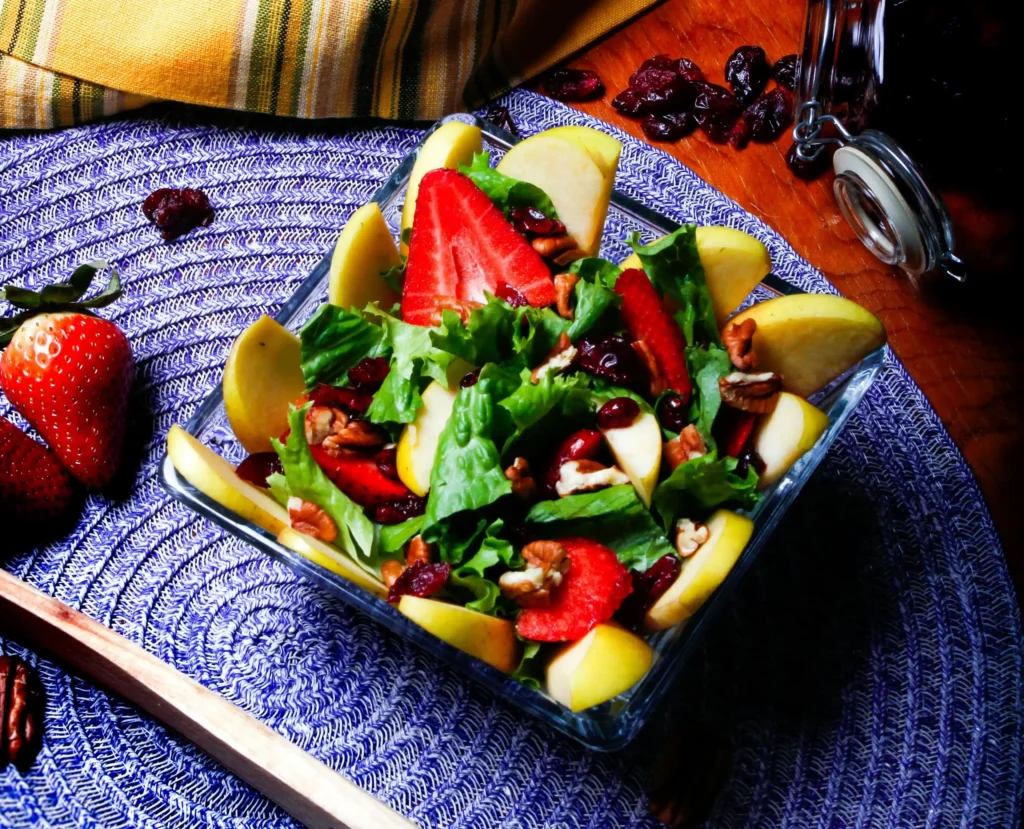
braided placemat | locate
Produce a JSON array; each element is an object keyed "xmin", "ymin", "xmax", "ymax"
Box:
[{"xmin": 1, "ymin": 90, "xmax": 1021, "ymax": 829}]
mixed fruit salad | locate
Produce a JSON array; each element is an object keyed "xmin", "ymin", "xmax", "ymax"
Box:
[{"xmin": 167, "ymin": 121, "xmax": 886, "ymax": 713}]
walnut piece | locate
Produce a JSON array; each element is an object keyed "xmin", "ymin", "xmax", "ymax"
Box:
[
  {"xmin": 554, "ymin": 273, "xmax": 580, "ymax": 320},
  {"xmin": 498, "ymin": 540, "xmax": 571, "ymax": 608},
  {"xmin": 722, "ymin": 318, "xmax": 758, "ymax": 371},
  {"xmin": 0, "ymin": 655, "xmax": 44, "ymax": 773},
  {"xmin": 322, "ymin": 420, "xmax": 389, "ymax": 455},
  {"xmin": 675, "ymin": 518, "xmax": 710, "ymax": 557},
  {"xmin": 719, "ymin": 371, "xmax": 782, "ymax": 414},
  {"xmin": 632, "ymin": 339, "xmax": 667, "ymax": 397},
  {"xmin": 531, "ymin": 332, "xmax": 577, "ymax": 383},
  {"xmin": 406, "ymin": 535, "xmax": 436, "ymax": 567},
  {"xmin": 288, "ymin": 497, "xmax": 338, "ymax": 543},
  {"xmin": 555, "ymin": 459, "xmax": 630, "ymax": 496},
  {"xmin": 504, "ymin": 457, "xmax": 537, "ymax": 501},
  {"xmin": 531, "ymin": 234, "xmax": 578, "ymax": 258},
  {"xmin": 664, "ymin": 424, "xmax": 707, "ymax": 471},
  {"xmin": 381, "ymin": 559, "xmax": 405, "ymax": 588},
  {"xmin": 429, "ymin": 296, "xmax": 484, "ymax": 325},
  {"xmin": 305, "ymin": 405, "xmax": 347, "ymax": 446}
]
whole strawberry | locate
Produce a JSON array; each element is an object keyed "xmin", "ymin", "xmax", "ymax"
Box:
[
  {"xmin": 0, "ymin": 262, "xmax": 134, "ymax": 487},
  {"xmin": 0, "ymin": 416, "xmax": 76, "ymax": 526}
]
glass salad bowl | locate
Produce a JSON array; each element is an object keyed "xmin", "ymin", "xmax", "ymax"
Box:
[{"xmin": 160, "ymin": 114, "xmax": 884, "ymax": 751}]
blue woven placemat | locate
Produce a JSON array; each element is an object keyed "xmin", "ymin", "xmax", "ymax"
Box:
[{"xmin": 1, "ymin": 89, "xmax": 1021, "ymax": 829}]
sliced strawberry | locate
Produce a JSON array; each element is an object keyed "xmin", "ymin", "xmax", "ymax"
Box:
[
  {"xmin": 402, "ymin": 169, "xmax": 555, "ymax": 326},
  {"xmin": 308, "ymin": 444, "xmax": 412, "ymax": 507},
  {"xmin": 0, "ymin": 416, "xmax": 76, "ymax": 527},
  {"xmin": 714, "ymin": 407, "xmax": 758, "ymax": 459},
  {"xmin": 517, "ymin": 538, "xmax": 632, "ymax": 642},
  {"xmin": 615, "ymin": 268, "xmax": 692, "ymax": 402}
]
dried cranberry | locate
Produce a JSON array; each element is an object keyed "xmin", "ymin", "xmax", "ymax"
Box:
[
  {"xmin": 373, "ymin": 495, "xmax": 428, "ymax": 525},
  {"xmin": 692, "ymin": 82, "xmax": 741, "ymax": 144},
  {"xmin": 496, "ymin": 281, "xmax": 529, "ymax": 309},
  {"xmin": 483, "ymin": 105, "xmax": 518, "ymax": 137},
  {"xmin": 631, "ymin": 69, "xmax": 695, "ymax": 113},
  {"xmin": 597, "ymin": 397, "xmax": 641, "ymax": 430},
  {"xmin": 742, "ymin": 88, "xmax": 794, "ymax": 143},
  {"xmin": 236, "ymin": 452, "xmax": 283, "ymax": 488},
  {"xmin": 773, "ymin": 54, "xmax": 798, "ymax": 91},
  {"xmin": 658, "ymin": 393, "xmax": 690, "ymax": 433},
  {"xmin": 576, "ymin": 335, "xmax": 648, "ymax": 389},
  {"xmin": 509, "ymin": 206, "xmax": 566, "ymax": 237},
  {"xmin": 348, "ymin": 357, "xmax": 390, "ymax": 391},
  {"xmin": 545, "ymin": 69, "xmax": 605, "ymax": 101},
  {"xmin": 675, "ymin": 58, "xmax": 705, "ymax": 83},
  {"xmin": 728, "ymin": 117, "xmax": 752, "ymax": 149},
  {"xmin": 724, "ymin": 46, "xmax": 771, "ymax": 107},
  {"xmin": 387, "ymin": 561, "xmax": 451, "ymax": 602},
  {"xmin": 310, "ymin": 383, "xmax": 373, "ymax": 415},
  {"xmin": 460, "ymin": 368, "xmax": 481, "ymax": 388},
  {"xmin": 542, "ymin": 428, "xmax": 606, "ymax": 497},
  {"xmin": 612, "ymin": 89, "xmax": 647, "ymax": 118},
  {"xmin": 142, "ymin": 187, "xmax": 214, "ymax": 241},
  {"xmin": 374, "ymin": 446, "xmax": 399, "ymax": 479},
  {"xmin": 735, "ymin": 447, "xmax": 767, "ymax": 479},
  {"xmin": 642, "ymin": 111, "xmax": 697, "ymax": 142},
  {"xmin": 636, "ymin": 54, "xmax": 678, "ymax": 74},
  {"xmin": 786, "ymin": 143, "xmax": 832, "ymax": 181},
  {"xmin": 615, "ymin": 554, "xmax": 682, "ymax": 632}
]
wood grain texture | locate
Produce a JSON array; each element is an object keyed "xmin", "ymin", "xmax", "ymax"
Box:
[{"xmin": 534, "ymin": 0, "xmax": 1023, "ymax": 593}]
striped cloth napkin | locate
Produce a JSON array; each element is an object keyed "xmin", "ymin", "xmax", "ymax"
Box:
[{"xmin": 0, "ymin": 0, "xmax": 651, "ymax": 129}]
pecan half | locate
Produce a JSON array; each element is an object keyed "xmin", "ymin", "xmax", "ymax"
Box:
[
  {"xmin": 555, "ymin": 459, "xmax": 630, "ymax": 496},
  {"xmin": 531, "ymin": 234, "xmax": 578, "ymax": 259},
  {"xmin": 722, "ymin": 318, "xmax": 758, "ymax": 371},
  {"xmin": 719, "ymin": 371, "xmax": 782, "ymax": 414},
  {"xmin": 406, "ymin": 535, "xmax": 436, "ymax": 567},
  {"xmin": 0, "ymin": 656, "xmax": 44, "ymax": 773},
  {"xmin": 632, "ymin": 339, "xmax": 667, "ymax": 397},
  {"xmin": 504, "ymin": 457, "xmax": 537, "ymax": 501},
  {"xmin": 552, "ymin": 248, "xmax": 588, "ymax": 267},
  {"xmin": 381, "ymin": 559, "xmax": 405, "ymax": 588},
  {"xmin": 322, "ymin": 420, "xmax": 389, "ymax": 455},
  {"xmin": 554, "ymin": 273, "xmax": 580, "ymax": 320},
  {"xmin": 664, "ymin": 424, "xmax": 707, "ymax": 471},
  {"xmin": 531, "ymin": 332, "xmax": 578, "ymax": 383},
  {"xmin": 498, "ymin": 540, "xmax": 571, "ymax": 608},
  {"xmin": 430, "ymin": 296, "xmax": 484, "ymax": 325},
  {"xmin": 675, "ymin": 518, "xmax": 710, "ymax": 557},
  {"xmin": 288, "ymin": 497, "xmax": 338, "ymax": 543}
]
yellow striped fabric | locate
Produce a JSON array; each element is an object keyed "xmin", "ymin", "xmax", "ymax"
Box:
[{"xmin": 0, "ymin": 0, "xmax": 655, "ymax": 129}]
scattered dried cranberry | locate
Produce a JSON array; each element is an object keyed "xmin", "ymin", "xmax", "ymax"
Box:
[
  {"xmin": 576, "ymin": 335, "xmax": 648, "ymax": 389},
  {"xmin": 675, "ymin": 58, "xmax": 705, "ymax": 83},
  {"xmin": 786, "ymin": 143, "xmax": 832, "ymax": 181},
  {"xmin": 735, "ymin": 447, "xmax": 767, "ymax": 479},
  {"xmin": 373, "ymin": 495, "xmax": 428, "ymax": 525},
  {"xmin": 742, "ymin": 88, "xmax": 794, "ymax": 143},
  {"xmin": 545, "ymin": 69, "xmax": 605, "ymax": 102},
  {"xmin": 310, "ymin": 383, "xmax": 373, "ymax": 415},
  {"xmin": 642, "ymin": 112, "xmax": 697, "ymax": 142},
  {"xmin": 615, "ymin": 554, "xmax": 682, "ymax": 632},
  {"xmin": 509, "ymin": 206, "xmax": 566, "ymax": 237},
  {"xmin": 236, "ymin": 453, "xmax": 284, "ymax": 489},
  {"xmin": 374, "ymin": 446, "xmax": 399, "ymax": 480},
  {"xmin": 724, "ymin": 46, "xmax": 771, "ymax": 107},
  {"xmin": 631, "ymin": 69, "xmax": 695, "ymax": 113},
  {"xmin": 142, "ymin": 187, "xmax": 213, "ymax": 241},
  {"xmin": 460, "ymin": 368, "xmax": 481, "ymax": 388},
  {"xmin": 612, "ymin": 89, "xmax": 647, "ymax": 117},
  {"xmin": 483, "ymin": 105, "xmax": 518, "ymax": 137},
  {"xmin": 597, "ymin": 397, "xmax": 641, "ymax": 430},
  {"xmin": 348, "ymin": 357, "xmax": 390, "ymax": 391},
  {"xmin": 692, "ymin": 82, "xmax": 741, "ymax": 143},
  {"xmin": 542, "ymin": 428, "xmax": 606, "ymax": 497},
  {"xmin": 658, "ymin": 393, "xmax": 690, "ymax": 433},
  {"xmin": 496, "ymin": 281, "xmax": 529, "ymax": 309},
  {"xmin": 387, "ymin": 560, "xmax": 451, "ymax": 602},
  {"xmin": 728, "ymin": 117, "xmax": 752, "ymax": 149},
  {"xmin": 773, "ymin": 54, "xmax": 798, "ymax": 91},
  {"xmin": 635, "ymin": 54, "xmax": 678, "ymax": 74}
]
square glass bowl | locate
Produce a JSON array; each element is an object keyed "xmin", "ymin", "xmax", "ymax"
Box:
[{"xmin": 160, "ymin": 114, "xmax": 883, "ymax": 751}]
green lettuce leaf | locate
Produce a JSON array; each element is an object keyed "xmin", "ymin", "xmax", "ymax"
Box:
[
  {"xmin": 653, "ymin": 451, "xmax": 760, "ymax": 529},
  {"xmin": 525, "ymin": 485, "xmax": 639, "ymax": 522},
  {"xmin": 459, "ymin": 151, "xmax": 558, "ymax": 218},
  {"xmin": 449, "ymin": 527, "xmax": 519, "ymax": 614},
  {"xmin": 498, "ymin": 369, "xmax": 592, "ymax": 434},
  {"xmin": 271, "ymin": 405, "xmax": 379, "ymax": 574},
  {"xmin": 566, "ymin": 258, "xmax": 621, "ymax": 340},
  {"xmin": 266, "ymin": 472, "xmax": 291, "ymax": 507},
  {"xmin": 299, "ymin": 304, "xmax": 384, "ymax": 388},
  {"xmin": 512, "ymin": 305, "xmax": 571, "ymax": 367},
  {"xmin": 430, "ymin": 297, "xmax": 517, "ymax": 366},
  {"xmin": 568, "ymin": 256, "xmax": 622, "ymax": 288},
  {"xmin": 510, "ymin": 641, "xmax": 546, "ymax": 689},
  {"xmin": 686, "ymin": 344, "xmax": 732, "ymax": 442},
  {"xmin": 379, "ymin": 515, "xmax": 425, "ymax": 554}
]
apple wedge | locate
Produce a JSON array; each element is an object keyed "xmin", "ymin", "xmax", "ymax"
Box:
[
  {"xmin": 644, "ymin": 509, "xmax": 754, "ymax": 632},
  {"xmin": 398, "ymin": 595, "xmax": 520, "ymax": 673},
  {"xmin": 166, "ymin": 425, "xmax": 288, "ymax": 535},
  {"xmin": 730, "ymin": 294, "xmax": 886, "ymax": 397},
  {"xmin": 396, "ymin": 379, "xmax": 459, "ymax": 497},
  {"xmin": 599, "ymin": 410, "xmax": 662, "ymax": 507},
  {"xmin": 400, "ymin": 121, "xmax": 483, "ymax": 254},
  {"xmin": 223, "ymin": 315, "xmax": 307, "ymax": 454},
  {"xmin": 753, "ymin": 392, "xmax": 830, "ymax": 487},
  {"xmin": 496, "ymin": 130, "xmax": 613, "ymax": 256},
  {"xmin": 538, "ymin": 125, "xmax": 622, "ymax": 181},
  {"xmin": 546, "ymin": 623, "xmax": 653, "ymax": 712},
  {"xmin": 277, "ymin": 527, "xmax": 387, "ymax": 597},
  {"xmin": 620, "ymin": 226, "xmax": 771, "ymax": 324},
  {"xmin": 328, "ymin": 202, "xmax": 402, "ymax": 311}
]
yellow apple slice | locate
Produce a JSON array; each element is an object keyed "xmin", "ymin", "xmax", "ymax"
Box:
[
  {"xmin": 496, "ymin": 131, "xmax": 610, "ymax": 256},
  {"xmin": 396, "ymin": 379, "xmax": 458, "ymax": 497},
  {"xmin": 400, "ymin": 121, "xmax": 483, "ymax": 253},
  {"xmin": 398, "ymin": 595, "xmax": 520, "ymax": 673},
  {"xmin": 539, "ymin": 125, "xmax": 621, "ymax": 182},
  {"xmin": 619, "ymin": 226, "xmax": 771, "ymax": 324},
  {"xmin": 730, "ymin": 294, "xmax": 886, "ymax": 397},
  {"xmin": 223, "ymin": 315, "xmax": 307, "ymax": 454},
  {"xmin": 599, "ymin": 411, "xmax": 662, "ymax": 507},
  {"xmin": 644, "ymin": 509, "xmax": 754, "ymax": 632},
  {"xmin": 328, "ymin": 202, "xmax": 402, "ymax": 311},
  {"xmin": 753, "ymin": 392, "xmax": 830, "ymax": 487},
  {"xmin": 167, "ymin": 425, "xmax": 289, "ymax": 535},
  {"xmin": 546, "ymin": 623, "xmax": 653, "ymax": 712},
  {"xmin": 277, "ymin": 527, "xmax": 387, "ymax": 597}
]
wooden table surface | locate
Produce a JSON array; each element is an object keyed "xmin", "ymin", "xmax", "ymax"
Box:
[{"xmin": 536, "ymin": 0, "xmax": 1023, "ymax": 592}]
